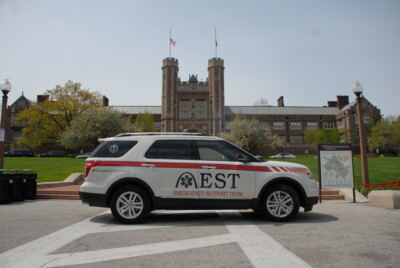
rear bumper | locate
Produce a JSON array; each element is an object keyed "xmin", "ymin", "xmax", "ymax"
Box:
[{"xmin": 79, "ymin": 191, "xmax": 108, "ymax": 207}]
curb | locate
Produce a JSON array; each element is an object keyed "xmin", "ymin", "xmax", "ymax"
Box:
[
  {"xmin": 339, "ymin": 188, "xmax": 369, "ymax": 203},
  {"xmin": 37, "ymin": 173, "xmax": 84, "ymax": 189}
]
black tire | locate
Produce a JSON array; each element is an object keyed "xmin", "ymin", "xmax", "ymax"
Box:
[
  {"xmin": 260, "ymin": 184, "xmax": 300, "ymax": 222},
  {"xmin": 110, "ymin": 185, "xmax": 150, "ymax": 224}
]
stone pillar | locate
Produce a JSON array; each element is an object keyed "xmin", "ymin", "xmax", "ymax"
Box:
[
  {"xmin": 161, "ymin": 58, "xmax": 179, "ymax": 132},
  {"xmin": 208, "ymin": 58, "xmax": 225, "ymax": 136}
]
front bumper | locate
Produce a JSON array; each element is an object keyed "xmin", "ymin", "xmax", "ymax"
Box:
[{"xmin": 303, "ymin": 196, "xmax": 319, "ymax": 212}]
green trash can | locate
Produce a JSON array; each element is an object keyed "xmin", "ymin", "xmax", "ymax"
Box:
[
  {"xmin": 22, "ymin": 170, "xmax": 37, "ymax": 200},
  {"xmin": 10, "ymin": 173, "xmax": 25, "ymax": 202},
  {"xmin": 0, "ymin": 172, "xmax": 13, "ymax": 204}
]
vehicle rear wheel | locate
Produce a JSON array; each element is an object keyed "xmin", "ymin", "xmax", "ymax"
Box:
[
  {"xmin": 261, "ymin": 185, "xmax": 300, "ymax": 222},
  {"xmin": 111, "ymin": 185, "xmax": 150, "ymax": 224}
]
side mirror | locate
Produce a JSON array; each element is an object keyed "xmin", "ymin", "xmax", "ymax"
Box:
[{"xmin": 237, "ymin": 154, "xmax": 249, "ymax": 162}]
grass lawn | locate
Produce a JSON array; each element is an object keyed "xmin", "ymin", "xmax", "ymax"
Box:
[
  {"xmin": 4, "ymin": 157, "xmax": 85, "ymax": 183},
  {"xmin": 265, "ymin": 155, "xmax": 400, "ymax": 186},
  {"xmin": 4, "ymin": 156, "xmax": 400, "ymax": 187}
]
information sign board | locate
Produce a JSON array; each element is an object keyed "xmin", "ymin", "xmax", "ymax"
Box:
[{"xmin": 318, "ymin": 144, "xmax": 355, "ymax": 202}]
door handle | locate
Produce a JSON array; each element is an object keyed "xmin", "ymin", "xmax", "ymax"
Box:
[
  {"xmin": 142, "ymin": 164, "xmax": 156, "ymax": 168},
  {"xmin": 202, "ymin": 166, "xmax": 216, "ymax": 170}
]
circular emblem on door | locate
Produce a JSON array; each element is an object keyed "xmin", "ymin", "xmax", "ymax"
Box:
[{"xmin": 176, "ymin": 172, "xmax": 197, "ymax": 189}]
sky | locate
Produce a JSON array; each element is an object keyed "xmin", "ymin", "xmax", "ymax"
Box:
[{"xmin": 1, "ymin": 0, "xmax": 399, "ymax": 116}]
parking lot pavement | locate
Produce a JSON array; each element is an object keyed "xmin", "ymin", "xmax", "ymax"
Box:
[
  {"xmin": 0, "ymin": 200, "xmax": 399, "ymax": 268},
  {"xmin": 0, "ymin": 200, "xmax": 107, "ymax": 253},
  {"xmin": 245, "ymin": 201, "xmax": 400, "ymax": 268}
]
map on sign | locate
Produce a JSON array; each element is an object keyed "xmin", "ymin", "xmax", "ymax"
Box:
[{"xmin": 320, "ymin": 150, "xmax": 354, "ymax": 188}]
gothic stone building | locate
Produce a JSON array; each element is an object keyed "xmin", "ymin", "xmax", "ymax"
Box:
[
  {"xmin": 112, "ymin": 57, "xmax": 381, "ymax": 154},
  {"xmin": 4, "ymin": 57, "xmax": 381, "ymax": 154},
  {"xmin": 161, "ymin": 57, "xmax": 225, "ymax": 135}
]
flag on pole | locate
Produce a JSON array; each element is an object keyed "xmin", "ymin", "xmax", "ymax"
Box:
[{"xmin": 169, "ymin": 29, "xmax": 176, "ymax": 58}]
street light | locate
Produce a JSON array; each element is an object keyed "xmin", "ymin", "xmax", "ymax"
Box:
[
  {"xmin": 352, "ymin": 80, "xmax": 369, "ymax": 186},
  {"xmin": 0, "ymin": 78, "xmax": 12, "ymax": 169}
]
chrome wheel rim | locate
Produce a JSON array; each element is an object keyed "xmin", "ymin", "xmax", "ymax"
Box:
[
  {"xmin": 116, "ymin": 191, "xmax": 144, "ymax": 219},
  {"xmin": 266, "ymin": 191, "xmax": 293, "ymax": 218}
]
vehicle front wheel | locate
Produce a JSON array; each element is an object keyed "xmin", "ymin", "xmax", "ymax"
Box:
[
  {"xmin": 110, "ymin": 186, "xmax": 150, "ymax": 224},
  {"xmin": 261, "ymin": 185, "xmax": 300, "ymax": 222}
]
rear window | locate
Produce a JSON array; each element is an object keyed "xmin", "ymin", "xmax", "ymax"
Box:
[{"xmin": 91, "ymin": 141, "xmax": 138, "ymax": 158}]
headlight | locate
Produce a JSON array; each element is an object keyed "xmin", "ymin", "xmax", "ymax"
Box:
[{"xmin": 294, "ymin": 168, "xmax": 314, "ymax": 180}]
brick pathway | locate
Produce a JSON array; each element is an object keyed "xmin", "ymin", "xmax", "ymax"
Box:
[{"xmin": 37, "ymin": 184, "xmax": 81, "ymax": 200}]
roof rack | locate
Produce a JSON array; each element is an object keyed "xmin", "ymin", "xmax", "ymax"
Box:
[{"xmin": 115, "ymin": 132, "xmax": 209, "ymax": 137}]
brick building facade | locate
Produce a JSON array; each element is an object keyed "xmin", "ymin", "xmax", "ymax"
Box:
[
  {"xmin": 115, "ymin": 57, "xmax": 381, "ymax": 154},
  {"xmin": 4, "ymin": 56, "xmax": 381, "ymax": 155},
  {"xmin": 4, "ymin": 94, "xmax": 33, "ymax": 151}
]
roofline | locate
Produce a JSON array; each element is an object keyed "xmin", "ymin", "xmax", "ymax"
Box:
[
  {"xmin": 110, "ymin": 105, "xmax": 339, "ymax": 109},
  {"xmin": 98, "ymin": 131, "xmax": 212, "ymax": 142},
  {"xmin": 225, "ymin": 105, "xmax": 339, "ymax": 108},
  {"xmin": 115, "ymin": 132, "xmax": 209, "ymax": 137},
  {"xmin": 109, "ymin": 105, "xmax": 161, "ymax": 108}
]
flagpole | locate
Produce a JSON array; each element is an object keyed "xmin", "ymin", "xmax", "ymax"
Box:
[
  {"xmin": 215, "ymin": 28, "xmax": 217, "ymax": 58},
  {"xmin": 169, "ymin": 28, "xmax": 172, "ymax": 58}
]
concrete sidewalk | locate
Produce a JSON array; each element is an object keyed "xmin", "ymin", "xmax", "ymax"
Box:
[{"xmin": 1, "ymin": 199, "xmax": 399, "ymax": 268}]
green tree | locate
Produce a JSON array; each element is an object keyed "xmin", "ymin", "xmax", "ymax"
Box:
[
  {"xmin": 61, "ymin": 107, "xmax": 133, "ymax": 149},
  {"xmin": 220, "ymin": 115, "xmax": 281, "ymax": 154},
  {"xmin": 134, "ymin": 111, "xmax": 156, "ymax": 132},
  {"xmin": 304, "ymin": 127, "xmax": 341, "ymax": 145},
  {"xmin": 15, "ymin": 80, "xmax": 103, "ymax": 148},
  {"xmin": 368, "ymin": 115, "xmax": 400, "ymax": 155}
]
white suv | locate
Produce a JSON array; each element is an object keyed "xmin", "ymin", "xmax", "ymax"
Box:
[{"xmin": 80, "ymin": 133, "xmax": 318, "ymax": 223}]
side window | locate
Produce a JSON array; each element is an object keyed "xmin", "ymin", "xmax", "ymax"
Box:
[
  {"xmin": 196, "ymin": 140, "xmax": 244, "ymax": 162},
  {"xmin": 91, "ymin": 141, "xmax": 138, "ymax": 158},
  {"xmin": 145, "ymin": 140, "xmax": 191, "ymax": 160}
]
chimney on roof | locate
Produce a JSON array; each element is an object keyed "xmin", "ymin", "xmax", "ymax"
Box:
[
  {"xmin": 327, "ymin": 101, "xmax": 337, "ymax": 107},
  {"xmin": 337, "ymin": 95, "xmax": 349, "ymax": 109},
  {"xmin": 277, "ymin": 96, "xmax": 284, "ymax": 107},
  {"xmin": 103, "ymin": 96, "xmax": 109, "ymax": 107},
  {"xmin": 37, "ymin": 95, "xmax": 49, "ymax": 103}
]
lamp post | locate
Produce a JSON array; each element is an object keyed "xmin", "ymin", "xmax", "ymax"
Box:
[
  {"xmin": 352, "ymin": 80, "xmax": 369, "ymax": 186},
  {"xmin": 0, "ymin": 78, "xmax": 12, "ymax": 169}
]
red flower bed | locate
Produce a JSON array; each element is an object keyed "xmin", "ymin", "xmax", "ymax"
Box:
[{"xmin": 357, "ymin": 180, "xmax": 400, "ymax": 190}]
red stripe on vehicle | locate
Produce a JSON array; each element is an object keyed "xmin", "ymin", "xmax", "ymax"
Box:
[
  {"xmin": 138, "ymin": 162, "xmax": 273, "ymax": 172},
  {"xmin": 139, "ymin": 162, "xmax": 199, "ymax": 169},
  {"xmin": 207, "ymin": 164, "xmax": 272, "ymax": 172},
  {"xmin": 87, "ymin": 161, "xmax": 272, "ymax": 172},
  {"xmin": 97, "ymin": 161, "xmax": 140, "ymax": 167}
]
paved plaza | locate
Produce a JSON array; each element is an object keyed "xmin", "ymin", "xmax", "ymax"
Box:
[{"xmin": 0, "ymin": 200, "xmax": 399, "ymax": 268}]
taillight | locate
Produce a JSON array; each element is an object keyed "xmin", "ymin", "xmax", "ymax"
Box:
[{"xmin": 85, "ymin": 161, "xmax": 100, "ymax": 177}]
